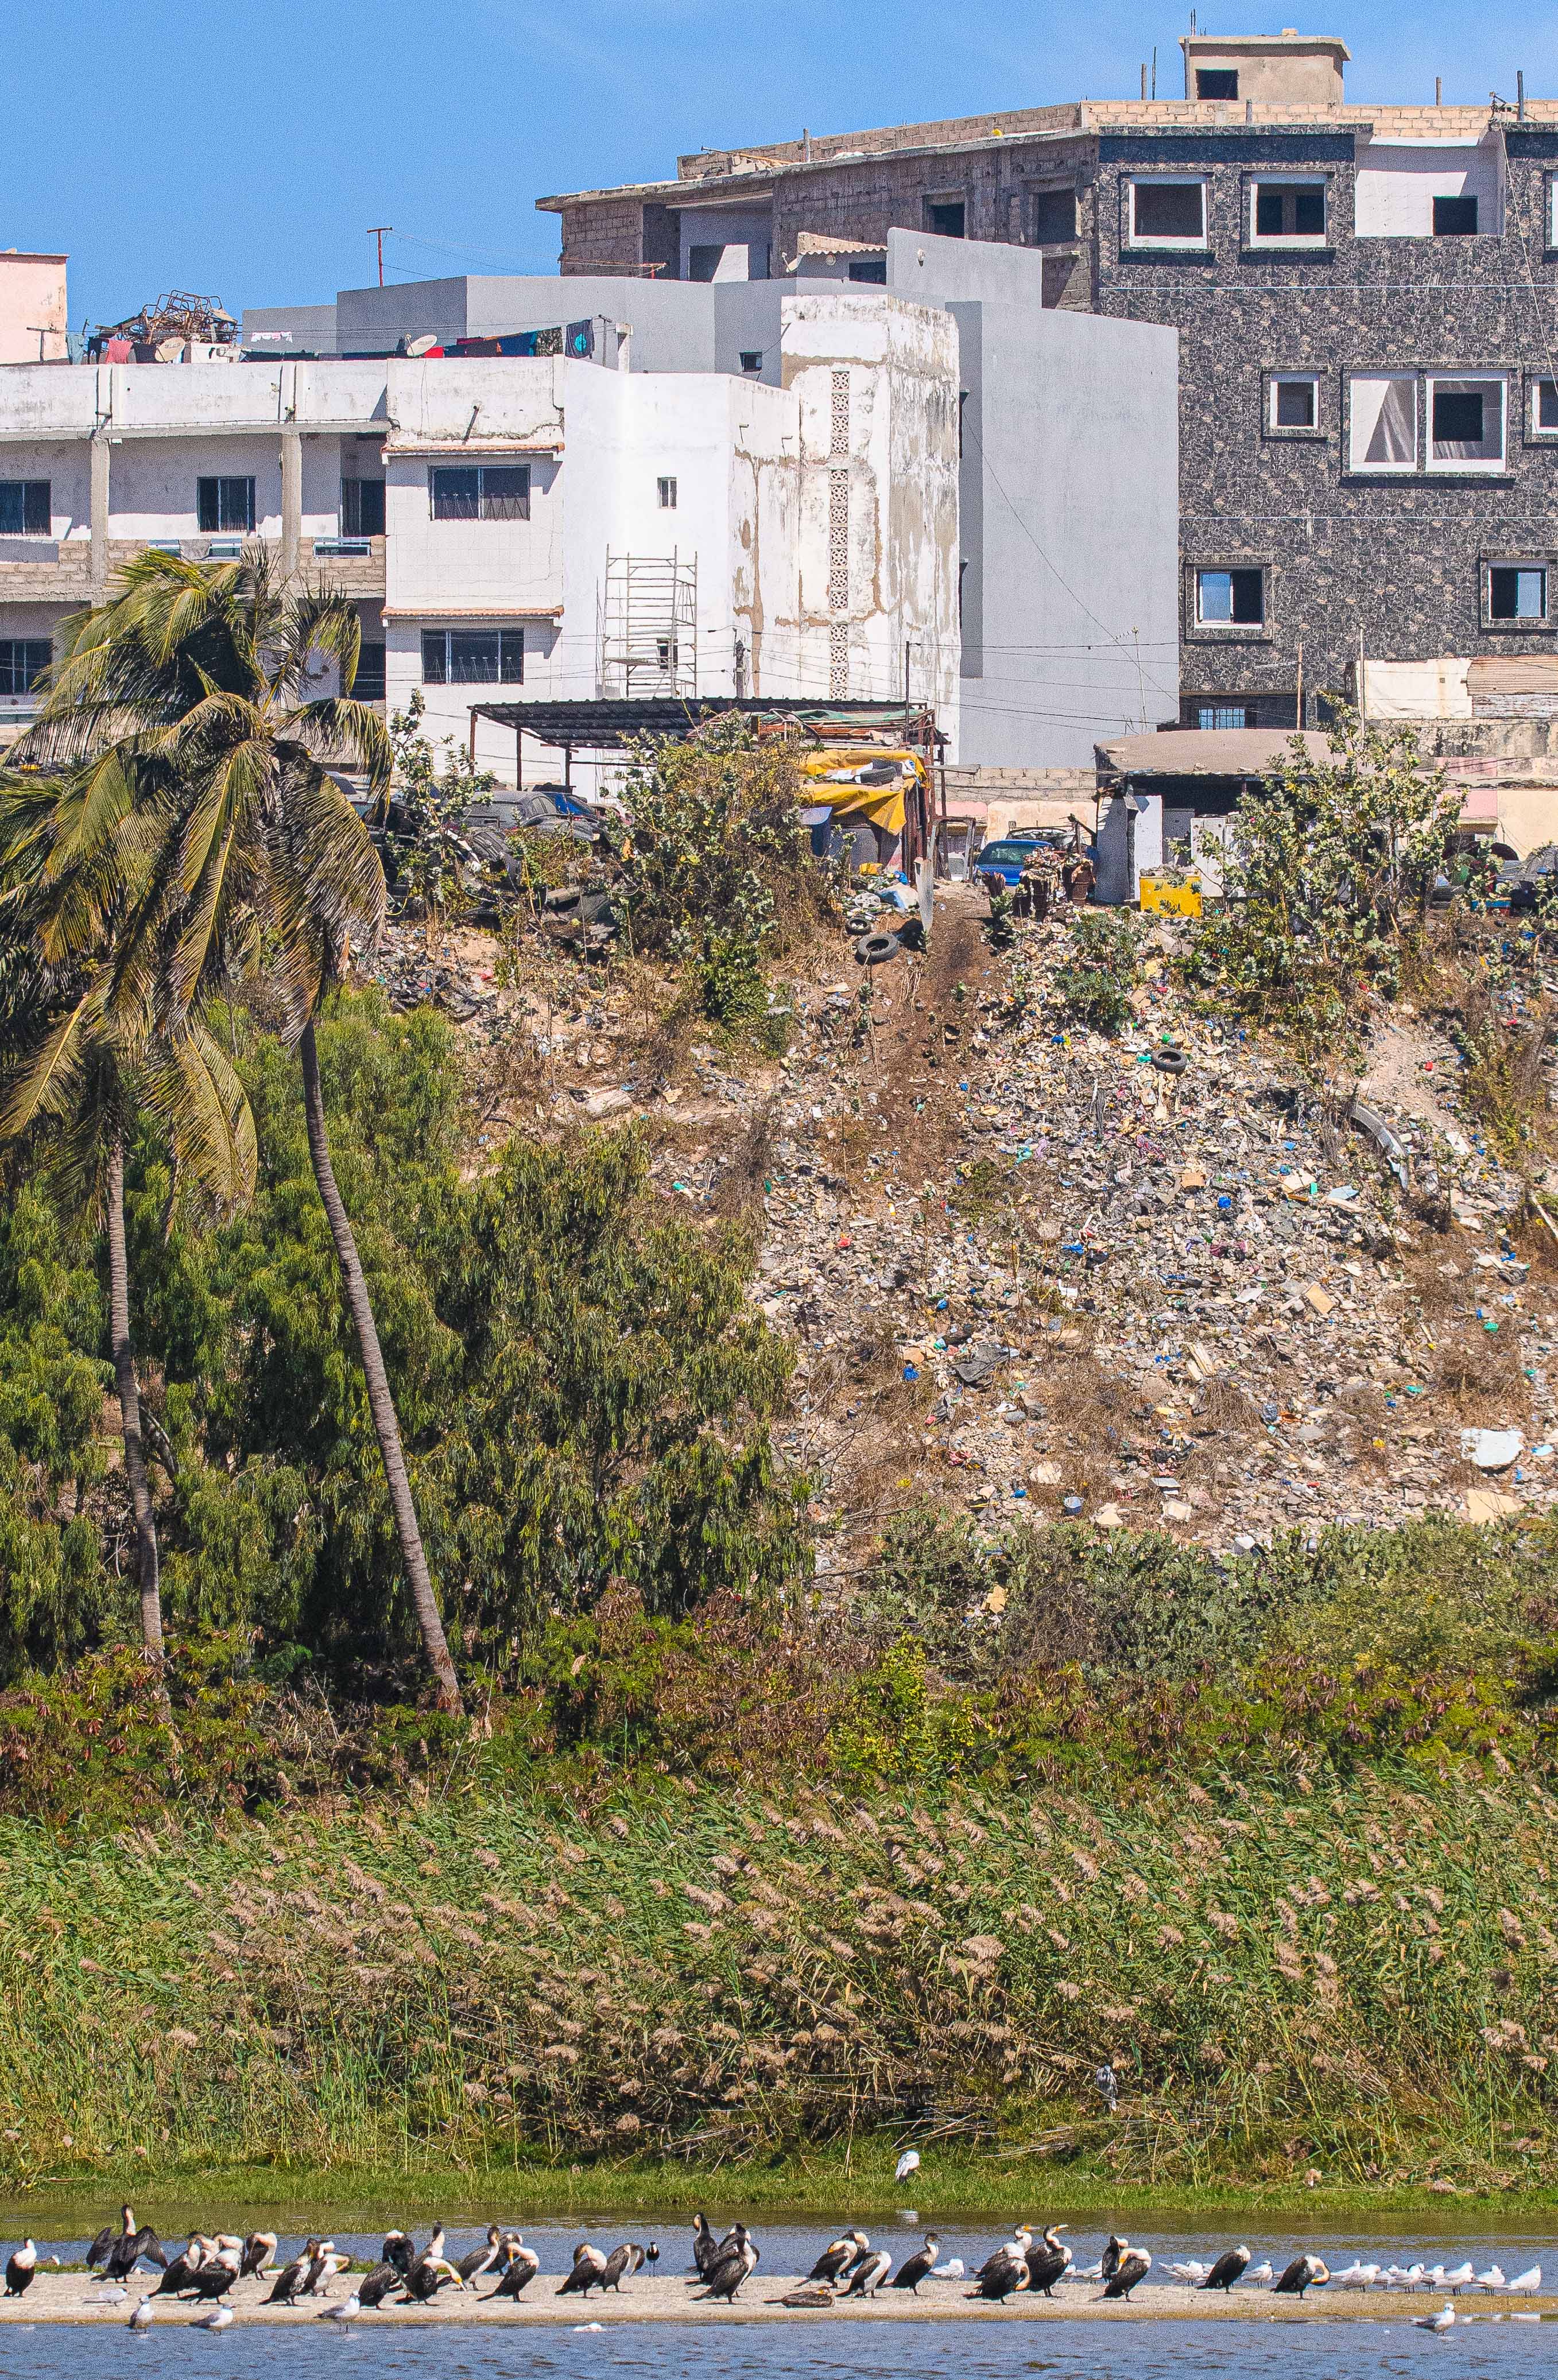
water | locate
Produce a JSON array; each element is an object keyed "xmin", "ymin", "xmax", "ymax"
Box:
[{"xmin": 0, "ymin": 2316, "xmax": 1552, "ymax": 2380}]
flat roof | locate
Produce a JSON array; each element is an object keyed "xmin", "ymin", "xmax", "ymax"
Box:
[
  {"xmin": 471, "ymin": 695, "xmax": 944, "ymax": 749},
  {"xmin": 1097, "ymin": 729, "xmax": 1334, "ymax": 777}
]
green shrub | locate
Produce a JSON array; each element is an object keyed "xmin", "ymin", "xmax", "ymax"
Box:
[{"xmin": 1052, "ymin": 909, "xmax": 1142, "ymax": 1033}]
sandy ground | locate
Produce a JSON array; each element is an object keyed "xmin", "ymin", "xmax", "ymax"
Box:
[{"xmin": 0, "ymin": 2273, "xmax": 1546, "ymax": 2328}]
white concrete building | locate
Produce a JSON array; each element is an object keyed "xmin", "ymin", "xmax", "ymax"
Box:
[{"xmin": 0, "ymin": 290, "xmax": 960, "ymax": 786}]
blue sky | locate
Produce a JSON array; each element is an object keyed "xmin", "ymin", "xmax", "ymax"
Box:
[{"xmin": 9, "ymin": 2, "xmax": 1556, "ymax": 330}]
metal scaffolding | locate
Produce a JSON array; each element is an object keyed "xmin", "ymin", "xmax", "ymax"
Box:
[{"xmin": 597, "ymin": 551, "xmax": 697, "ymax": 700}]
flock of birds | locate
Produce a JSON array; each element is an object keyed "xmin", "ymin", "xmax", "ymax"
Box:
[{"xmin": 0, "ymin": 2204, "xmax": 1546, "ymax": 2334}]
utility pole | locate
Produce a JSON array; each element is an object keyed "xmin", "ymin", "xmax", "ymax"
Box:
[
  {"xmin": 369, "ymin": 227, "xmax": 392, "ymax": 288},
  {"xmin": 1295, "ymin": 637, "xmax": 1304, "ymax": 730}
]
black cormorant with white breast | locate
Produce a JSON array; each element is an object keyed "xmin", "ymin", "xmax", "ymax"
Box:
[
  {"xmin": 90, "ymin": 2209, "xmax": 168, "ymax": 2282},
  {"xmin": 1202, "ymin": 2246, "xmax": 1250, "ymax": 2292},
  {"xmin": 403, "ymin": 2250, "xmax": 464, "ymax": 2304},
  {"xmin": 842, "ymin": 2248, "xmax": 893, "ymax": 2297},
  {"xmin": 968, "ymin": 2246, "xmax": 1029, "ymax": 2303},
  {"xmin": 1099, "ymin": 2249, "xmax": 1153, "ymax": 2299},
  {"xmin": 5, "ymin": 2242, "xmax": 36, "ymax": 2297},
  {"xmin": 1100, "ymin": 2234, "xmax": 1130, "ymax": 2282},
  {"xmin": 458, "ymin": 2227, "xmax": 507, "ymax": 2284},
  {"xmin": 699, "ymin": 2225, "xmax": 759, "ymax": 2301},
  {"xmin": 266, "ymin": 2242, "xmax": 320, "ymax": 2304},
  {"xmin": 155, "ymin": 2239, "xmax": 209, "ymax": 2297},
  {"xmin": 1026, "ymin": 2226, "xmax": 1072, "ymax": 2297},
  {"xmin": 189, "ymin": 2248, "xmax": 241, "ymax": 2303},
  {"xmin": 239, "ymin": 2232, "xmax": 277, "ymax": 2281},
  {"xmin": 557, "ymin": 2243, "xmax": 609, "ymax": 2296},
  {"xmin": 809, "ymin": 2230, "xmax": 868, "ymax": 2285},
  {"xmin": 1273, "ymin": 2255, "xmax": 1330, "ymax": 2297},
  {"xmin": 489, "ymin": 2237, "xmax": 541, "ymax": 2297},
  {"xmin": 890, "ymin": 2234, "xmax": 940, "ymax": 2293}
]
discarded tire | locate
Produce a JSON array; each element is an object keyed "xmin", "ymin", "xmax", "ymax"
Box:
[
  {"xmin": 854, "ymin": 931, "xmax": 903, "ymax": 968},
  {"xmin": 1151, "ymin": 1046, "xmax": 1189, "ymax": 1075}
]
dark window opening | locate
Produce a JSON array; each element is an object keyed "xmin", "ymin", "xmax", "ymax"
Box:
[
  {"xmin": 739, "ymin": 350, "xmax": 764, "ymax": 373},
  {"xmin": 1196, "ymin": 568, "xmax": 1265, "ymax": 626},
  {"xmin": 431, "ymin": 464, "xmax": 530, "ymax": 521},
  {"xmin": 1536, "ymin": 379, "xmax": 1558, "ymax": 431},
  {"xmin": 1433, "ymin": 194, "xmax": 1479, "ymax": 236},
  {"xmin": 1133, "ymin": 181, "xmax": 1205, "ymax": 242},
  {"xmin": 924, "ymin": 198, "xmax": 966, "ymax": 238},
  {"xmin": 1196, "ymin": 68, "xmax": 1239, "ymax": 99},
  {"xmin": 687, "ymin": 244, "xmax": 723, "ymax": 281},
  {"xmin": 354, "ymin": 640, "xmax": 386, "ymax": 701},
  {"xmin": 0, "ymin": 638, "xmax": 51, "ymax": 696},
  {"xmin": 342, "ymin": 478, "xmax": 386, "ymax": 536},
  {"xmin": 657, "ymin": 476, "xmax": 677, "ymax": 509},
  {"xmin": 1489, "ymin": 566, "xmax": 1547, "ymax": 622},
  {"xmin": 1274, "ymin": 378, "xmax": 1318, "ymax": 429},
  {"xmin": 1032, "ymin": 187, "xmax": 1077, "ymax": 242},
  {"xmin": 1254, "ymin": 184, "xmax": 1326, "ymax": 239},
  {"xmin": 420, "ymin": 628, "xmax": 525, "ymax": 685},
  {"xmin": 847, "ymin": 259, "xmax": 887, "ymax": 282},
  {"xmin": 0, "ymin": 480, "xmax": 51, "ymax": 536},
  {"xmin": 1433, "ymin": 389, "xmax": 1485, "ymax": 444},
  {"xmin": 197, "ymin": 475, "xmax": 255, "ymax": 533}
]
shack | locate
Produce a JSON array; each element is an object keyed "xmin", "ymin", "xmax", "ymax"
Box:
[{"xmin": 1092, "ymin": 728, "xmax": 1334, "ymax": 904}]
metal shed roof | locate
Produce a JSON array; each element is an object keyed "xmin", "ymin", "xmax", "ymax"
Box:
[{"xmin": 470, "ymin": 696, "xmax": 945, "ymax": 750}]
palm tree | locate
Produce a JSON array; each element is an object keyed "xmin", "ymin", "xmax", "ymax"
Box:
[
  {"xmin": 0, "ymin": 865, "xmax": 256, "ymax": 1663},
  {"xmin": 7, "ymin": 549, "xmax": 461, "ymax": 1712}
]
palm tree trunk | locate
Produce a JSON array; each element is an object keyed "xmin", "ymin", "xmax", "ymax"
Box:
[
  {"xmin": 299, "ymin": 1018, "xmax": 461, "ymax": 1713},
  {"xmin": 106, "ymin": 1129, "xmax": 164, "ymax": 1663}
]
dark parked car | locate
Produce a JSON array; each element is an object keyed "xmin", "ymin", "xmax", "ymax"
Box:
[{"xmin": 972, "ymin": 835, "xmax": 1046, "ymax": 887}]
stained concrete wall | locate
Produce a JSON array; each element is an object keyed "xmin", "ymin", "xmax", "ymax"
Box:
[{"xmin": 886, "ymin": 231, "xmax": 1179, "ymax": 768}]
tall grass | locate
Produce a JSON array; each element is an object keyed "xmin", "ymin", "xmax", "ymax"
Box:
[{"xmin": 0, "ymin": 1771, "xmax": 1553, "ymax": 2193}]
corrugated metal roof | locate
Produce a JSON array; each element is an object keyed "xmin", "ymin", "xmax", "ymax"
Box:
[{"xmin": 471, "ymin": 696, "xmax": 944, "ymax": 749}]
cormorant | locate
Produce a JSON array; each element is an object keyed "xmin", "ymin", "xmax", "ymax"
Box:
[{"xmin": 890, "ymin": 2234, "xmax": 940, "ymax": 2293}]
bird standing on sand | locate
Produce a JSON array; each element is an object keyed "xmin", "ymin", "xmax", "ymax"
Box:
[
  {"xmin": 5, "ymin": 2242, "xmax": 36, "ymax": 2297},
  {"xmin": 1273, "ymin": 2255, "xmax": 1330, "ymax": 2297},
  {"xmin": 490, "ymin": 2238, "xmax": 541, "ymax": 2298},
  {"xmin": 558, "ymin": 2245, "xmax": 609, "ymax": 2297},
  {"xmin": 458, "ymin": 2226, "xmax": 507, "ymax": 2284},
  {"xmin": 691, "ymin": 2214, "xmax": 722, "ymax": 2279},
  {"xmin": 842, "ymin": 2249, "xmax": 893, "ymax": 2298},
  {"xmin": 157, "ymin": 2241, "xmax": 209, "ymax": 2297},
  {"xmin": 889, "ymin": 2235, "xmax": 940, "ymax": 2294},
  {"xmin": 266, "ymin": 2243, "xmax": 320, "ymax": 2305},
  {"xmin": 239, "ymin": 2234, "xmax": 277, "ymax": 2281},
  {"xmin": 91, "ymin": 2209, "xmax": 168, "ymax": 2282},
  {"xmin": 1202, "ymin": 2247, "xmax": 1250, "ymax": 2293},
  {"xmin": 967, "ymin": 2246, "xmax": 1028, "ymax": 2303},
  {"xmin": 1100, "ymin": 2234, "xmax": 1129, "ymax": 2282},
  {"xmin": 1026, "ymin": 2226, "xmax": 1072, "ymax": 2297},
  {"xmin": 809, "ymin": 2231, "xmax": 869, "ymax": 2285},
  {"xmin": 1098, "ymin": 2250, "xmax": 1153, "ymax": 2301},
  {"xmin": 699, "ymin": 2225, "xmax": 759, "ymax": 2302},
  {"xmin": 599, "ymin": 2246, "xmax": 638, "ymax": 2292}
]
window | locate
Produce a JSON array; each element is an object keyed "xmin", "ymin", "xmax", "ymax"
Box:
[
  {"xmin": 420, "ymin": 629, "xmax": 525, "ymax": 685},
  {"xmin": 1196, "ymin": 68, "xmax": 1239, "ymax": 99},
  {"xmin": 1428, "ymin": 375, "xmax": 1505, "ymax": 471},
  {"xmin": 924, "ymin": 198, "xmax": 966, "ymax": 239},
  {"xmin": 197, "ymin": 476, "xmax": 255, "ymax": 533},
  {"xmin": 1128, "ymin": 179, "xmax": 1207, "ymax": 247},
  {"xmin": 341, "ymin": 478, "xmax": 385, "ymax": 536},
  {"xmin": 847, "ymin": 259, "xmax": 887, "ymax": 283},
  {"xmin": 1488, "ymin": 565, "xmax": 1548, "ymax": 623},
  {"xmin": 1195, "ymin": 569, "xmax": 1264, "ymax": 626},
  {"xmin": 1269, "ymin": 373, "xmax": 1320, "ymax": 431},
  {"xmin": 1032, "ymin": 187, "xmax": 1077, "ymax": 243},
  {"xmin": 1196, "ymin": 702, "xmax": 1255, "ymax": 728},
  {"xmin": 0, "ymin": 638, "xmax": 50, "ymax": 696},
  {"xmin": 1433, "ymin": 194, "xmax": 1479, "ymax": 237},
  {"xmin": 0, "ymin": 480, "xmax": 50, "ymax": 536},
  {"xmin": 429, "ymin": 464, "xmax": 530, "ymax": 521},
  {"xmin": 738, "ymin": 350, "xmax": 763, "ymax": 374},
  {"xmin": 355, "ymin": 640, "xmax": 386, "ymax": 701},
  {"xmin": 1348, "ymin": 373, "xmax": 1417, "ymax": 472},
  {"xmin": 1533, "ymin": 379, "xmax": 1558, "ymax": 435},
  {"xmin": 657, "ymin": 476, "xmax": 677, "ymax": 510},
  {"xmin": 1251, "ymin": 181, "xmax": 1327, "ymax": 243},
  {"xmin": 687, "ymin": 245, "xmax": 722, "ymax": 282}
]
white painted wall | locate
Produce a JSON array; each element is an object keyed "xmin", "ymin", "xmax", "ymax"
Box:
[{"xmin": 1354, "ymin": 138, "xmax": 1503, "ymax": 237}]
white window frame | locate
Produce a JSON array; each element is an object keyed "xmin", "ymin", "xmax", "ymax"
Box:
[
  {"xmin": 657, "ymin": 475, "xmax": 678, "ymax": 509},
  {"xmin": 1193, "ymin": 566, "xmax": 1266, "ymax": 629},
  {"xmin": 1126, "ymin": 175, "xmax": 1210, "ymax": 250},
  {"xmin": 1426, "ymin": 373, "xmax": 1507, "ymax": 474},
  {"xmin": 1248, "ymin": 175, "xmax": 1328, "ymax": 247},
  {"xmin": 1529, "ymin": 377, "xmax": 1558, "ymax": 439},
  {"xmin": 1268, "ymin": 373, "xmax": 1321, "ymax": 433},
  {"xmin": 1347, "ymin": 373, "xmax": 1419, "ymax": 474}
]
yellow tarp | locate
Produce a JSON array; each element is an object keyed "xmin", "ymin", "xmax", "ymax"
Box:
[{"xmin": 800, "ymin": 747, "xmax": 923, "ymax": 838}]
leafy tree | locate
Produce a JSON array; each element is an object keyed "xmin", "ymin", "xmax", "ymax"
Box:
[
  {"xmin": 1184, "ymin": 708, "xmax": 1456, "ymax": 1069},
  {"xmin": 9, "ymin": 551, "xmax": 460, "ymax": 1709},
  {"xmin": 385, "ymin": 688, "xmax": 495, "ymax": 955}
]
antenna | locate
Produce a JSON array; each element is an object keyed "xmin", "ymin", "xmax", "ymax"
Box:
[{"xmin": 368, "ymin": 227, "xmax": 392, "ymax": 288}]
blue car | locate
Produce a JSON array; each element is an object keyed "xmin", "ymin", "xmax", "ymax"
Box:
[{"xmin": 974, "ymin": 835, "xmax": 1050, "ymax": 887}]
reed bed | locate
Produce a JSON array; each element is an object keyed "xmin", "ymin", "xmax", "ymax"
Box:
[{"xmin": 1, "ymin": 1772, "xmax": 1553, "ymax": 2193}]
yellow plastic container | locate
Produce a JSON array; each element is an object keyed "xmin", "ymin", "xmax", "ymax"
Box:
[{"xmin": 1139, "ymin": 871, "xmax": 1203, "ymax": 918}]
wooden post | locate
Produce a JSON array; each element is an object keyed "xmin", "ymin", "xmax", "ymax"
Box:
[
  {"xmin": 516, "ymin": 725, "xmax": 522, "ymax": 789},
  {"xmin": 1295, "ymin": 638, "xmax": 1304, "ymax": 729},
  {"xmin": 468, "ymin": 708, "xmax": 477, "ymax": 765}
]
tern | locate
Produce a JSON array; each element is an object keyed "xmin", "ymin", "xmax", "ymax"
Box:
[
  {"xmin": 320, "ymin": 2293, "xmax": 361, "ymax": 2329},
  {"xmin": 193, "ymin": 2306, "xmax": 234, "ymax": 2332},
  {"xmin": 1415, "ymin": 2301, "xmax": 1455, "ymax": 2335},
  {"xmin": 129, "ymin": 2298, "xmax": 156, "ymax": 2334}
]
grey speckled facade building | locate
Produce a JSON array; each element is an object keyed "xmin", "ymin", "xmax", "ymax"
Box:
[{"xmin": 540, "ymin": 32, "xmax": 1558, "ymax": 732}]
